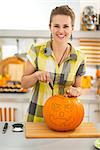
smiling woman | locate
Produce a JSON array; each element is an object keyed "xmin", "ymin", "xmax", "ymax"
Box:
[{"xmin": 21, "ymin": 5, "xmax": 86, "ymax": 123}]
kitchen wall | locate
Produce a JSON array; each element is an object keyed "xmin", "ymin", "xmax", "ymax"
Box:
[
  {"xmin": 0, "ymin": 0, "xmax": 80, "ymax": 30},
  {"xmin": 0, "ymin": 0, "xmax": 100, "ymax": 79},
  {"xmin": 0, "ymin": 0, "xmax": 99, "ymax": 50},
  {"xmin": 0, "ymin": 0, "xmax": 80, "ymax": 58}
]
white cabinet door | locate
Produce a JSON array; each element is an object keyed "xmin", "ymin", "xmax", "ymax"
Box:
[
  {"xmin": 83, "ymin": 104, "xmax": 90, "ymax": 122},
  {"xmin": 82, "ymin": 103, "xmax": 100, "ymax": 123},
  {"xmin": 89, "ymin": 104, "xmax": 100, "ymax": 123},
  {"xmin": 22, "ymin": 103, "xmax": 29, "ymax": 122}
]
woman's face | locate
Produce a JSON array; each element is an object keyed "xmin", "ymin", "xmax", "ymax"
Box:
[{"xmin": 50, "ymin": 15, "xmax": 73, "ymax": 43}]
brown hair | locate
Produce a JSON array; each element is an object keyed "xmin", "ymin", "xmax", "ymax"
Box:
[{"xmin": 49, "ymin": 5, "xmax": 75, "ymax": 27}]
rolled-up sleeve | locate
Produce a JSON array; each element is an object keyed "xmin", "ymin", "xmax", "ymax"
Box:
[
  {"xmin": 27, "ymin": 44, "xmax": 37, "ymax": 69},
  {"xmin": 76, "ymin": 59, "xmax": 86, "ymax": 76}
]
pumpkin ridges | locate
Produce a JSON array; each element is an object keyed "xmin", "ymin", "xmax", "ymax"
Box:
[
  {"xmin": 62, "ymin": 100, "xmax": 83, "ymax": 130},
  {"xmin": 43, "ymin": 95, "xmax": 84, "ymax": 131},
  {"xmin": 76, "ymin": 102, "xmax": 84, "ymax": 127},
  {"xmin": 67, "ymin": 101, "xmax": 79, "ymax": 130},
  {"xmin": 71, "ymin": 101, "xmax": 84, "ymax": 129}
]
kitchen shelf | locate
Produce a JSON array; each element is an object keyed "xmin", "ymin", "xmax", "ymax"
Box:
[
  {"xmin": 0, "ymin": 88, "xmax": 100, "ymax": 104},
  {"xmin": 0, "ymin": 30, "xmax": 50, "ymax": 38},
  {"xmin": 0, "ymin": 30, "xmax": 100, "ymax": 39},
  {"xmin": 73, "ymin": 31, "xmax": 100, "ymax": 39},
  {"xmin": 0, "ymin": 92, "xmax": 31, "ymax": 102}
]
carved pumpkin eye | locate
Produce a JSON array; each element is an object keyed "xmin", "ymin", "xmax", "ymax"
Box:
[
  {"xmin": 64, "ymin": 104, "xmax": 71, "ymax": 110},
  {"xmin": 51, "ymin": 103, "xmax": 60, "ymax": 110}
]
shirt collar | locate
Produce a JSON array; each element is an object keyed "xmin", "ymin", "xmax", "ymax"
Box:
[
  {"xmin": 66, "ymin": 43, "xmax": 77, "ymax": 61},
  {"xmin": 44, "ymin": 41, "xmax": 52, "ymax": 56},
  {"xmin": 43, "ymin": 41, "xmax": 77, "ymax": 60}
]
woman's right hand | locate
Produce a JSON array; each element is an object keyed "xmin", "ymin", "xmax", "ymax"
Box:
[{"xmin": 34, "ymin": 71, "xmax": 52, "ymax": 83}]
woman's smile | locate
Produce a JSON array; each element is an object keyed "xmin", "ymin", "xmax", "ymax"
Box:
[{"xmin": 56, "ymin": 34, "xmax": 66, "ymax": 39}]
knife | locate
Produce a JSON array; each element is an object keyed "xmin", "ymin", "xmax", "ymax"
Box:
[
  {"xmin": 2, "ymin": 122, "xmax": 8, "ymax": 134},
  {"xmin": 49, "ymin": 82, "xmax": 54, "ymax": 96},
  {"xmin": 49, "ymin": 82, "xmax": 53, "ymax": 90}
]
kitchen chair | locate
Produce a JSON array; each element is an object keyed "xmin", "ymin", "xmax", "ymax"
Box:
[{"xmin": 0, "ymin": 107, "xmax": 17, "ymax": 122}]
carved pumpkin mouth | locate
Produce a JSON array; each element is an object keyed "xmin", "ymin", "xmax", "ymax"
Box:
[{"xmin": 49, "ymin": 115, "xmax": 69, "ymax": 126}]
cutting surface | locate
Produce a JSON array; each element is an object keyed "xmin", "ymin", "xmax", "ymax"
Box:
[{"xmin": 25, "ymin": 122, "xmax": 100, "ymax": 138}]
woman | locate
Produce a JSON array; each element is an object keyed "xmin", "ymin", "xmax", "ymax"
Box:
[{"xmin": 21, "ymin": 5, "xmax": 86, "ymax": 122}]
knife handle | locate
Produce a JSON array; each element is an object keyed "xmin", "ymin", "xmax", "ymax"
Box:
[
  {"xmin": 49, "ymin": 82, "xmax": 53, "ymax": 90},
  {"xmin": 2, "ymin": 122, "xmax": 8, "ymax": 134}
]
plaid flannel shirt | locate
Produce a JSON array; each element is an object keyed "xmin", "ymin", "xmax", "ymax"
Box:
[{"xmin": 26, "ymin": 40, "xmax": 86, "ymax": 122}]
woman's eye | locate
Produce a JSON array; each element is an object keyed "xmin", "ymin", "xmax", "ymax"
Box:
[
  {"xmin": 54, "ymin": 25, "xmax": 59, "ymax": 28},
  {"xmin": 64, "ymin": 25, "xmax": 69, "ymax": 28},
  {"xmin": 53, "ymin": 25, "xmax": 69, "ymax": 28}
]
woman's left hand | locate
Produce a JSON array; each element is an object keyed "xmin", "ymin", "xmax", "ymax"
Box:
[{"xmin": 64, "ymin": 86, "xmax": 82, "ymax": 97}]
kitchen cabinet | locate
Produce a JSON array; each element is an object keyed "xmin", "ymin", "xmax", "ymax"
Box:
[
  {"xmin": 0, "ymin": 93, "xmax": 30, "ymax": 122},
  {"xmin": 79, "ymin": 88, "xmax": 100, "ymax": 123},
  {"xmin": 0, "ymin": 102, "xmax": 23, "ymax": 122},
  {"xmin": 83, "ymin": 104, "xmax": 90, "ymax": 122},
  {"xmin": 1, "ymin": 102, "xmax": 100, "ymax": 123},
  {"xmin": 89, "ymin": 104, "xmax": 100, "ymax": 122},
  {"xmin": 0, "ymin": 88, "xmax": 100, "ymax": 123},
  {"xmin": 83, "ymin": 103, "xmax": 100, "ymax": 122},
  {"xmin": 22, "ymin": 102, "xmax": 29, "ymax": 121},
  {"xmin": 0, "ymin": 102, "xmax": 29, "ymax": 122}
]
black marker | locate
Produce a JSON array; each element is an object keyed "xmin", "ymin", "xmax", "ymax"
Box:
[{"xmin": 2, "ymin": 122, "xmax": 8, "ymax": 134}]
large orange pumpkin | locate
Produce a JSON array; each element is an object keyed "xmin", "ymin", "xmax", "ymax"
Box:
[{"xmin": 43, "ymin": 95, "xmax": 84, "ymax": 131}]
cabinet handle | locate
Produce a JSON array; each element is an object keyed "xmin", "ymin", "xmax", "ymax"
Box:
[
  {"xmin": 0, "ymin": 108, "xmax": 2, "ymax": 121},
  {"xmin": 4, "ymin": 107, "xmax": 7, "ymax": 121},
  {"xmin": 9, "ymin": 107, "xmax": 12, "ymax": 121},
  {"xmin": 94, "ymin": 109, "xmax": 100, "ymax": 112}
]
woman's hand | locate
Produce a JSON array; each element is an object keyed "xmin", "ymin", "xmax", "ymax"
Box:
[
  {"xmin": 64, "ymin": 86, "xmax": 82, "ymax": 97},
  {"xmin": 34, "ymin": 71, "xmax": 52, "ymax": 83}
]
